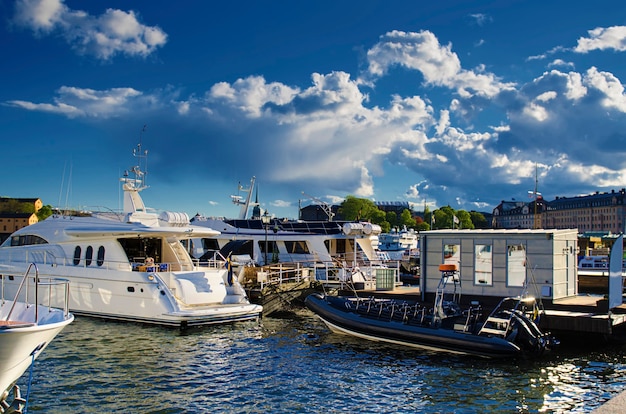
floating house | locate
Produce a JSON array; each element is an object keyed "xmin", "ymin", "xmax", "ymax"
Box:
[{"xmin": 419, "ymin": 229, "xmax": 579, "ymax": 305}]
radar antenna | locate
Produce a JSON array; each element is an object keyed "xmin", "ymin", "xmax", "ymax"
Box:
[
  {"xmin": 301, "ymin": 191, "xmax": 334, "ymax": 221},
  {"xmin": 231, "ymin": 176, "xmax": 257, "ymax": 219}
]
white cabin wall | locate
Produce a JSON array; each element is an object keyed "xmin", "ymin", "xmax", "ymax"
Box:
[{"xmin": 422, "ymin": 229, "xmax": 578, "ymax": 301}]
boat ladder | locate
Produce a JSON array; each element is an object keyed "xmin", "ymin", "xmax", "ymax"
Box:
[
  {"xmin": 433, "ymin": 264, "xmax": 460, "ymax": 322},
  {"xmin": 478, "ymin": 316, "xmax": 511, "ymax": 337}
]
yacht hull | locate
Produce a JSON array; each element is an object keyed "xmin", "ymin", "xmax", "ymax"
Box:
[{"xmin": 0, "ymin": 301, "xmax": 74, "ymax": 395}]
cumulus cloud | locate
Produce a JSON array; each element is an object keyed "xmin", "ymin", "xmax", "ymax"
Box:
[
  {"xmin": 5, "ymin": 27, "xmax": 626, "ymax": 212},
  {"xmin": 362, "ymin": 30, "xmax": 516, "ymax": 98},
  {"xmin": 12, "ymin": 0, "xmax": 167, "ymax": 59},
  {"xmin": 575, "ymin": 26, "xmax": 626, "ymax": 53}
]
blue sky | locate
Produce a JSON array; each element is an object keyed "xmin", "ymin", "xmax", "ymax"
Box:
[{"xmin": 2, "ymin": 0, "xmax": 626, "ymax": 219}]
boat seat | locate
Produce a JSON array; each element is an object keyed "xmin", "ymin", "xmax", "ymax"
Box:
[
  {"xmin": 479, "ymin": 327, "xmax": 508, "ymax": 336},
  {"xmin": 0, "ymin": 320, "xmax": 36, "ymax": 328}
]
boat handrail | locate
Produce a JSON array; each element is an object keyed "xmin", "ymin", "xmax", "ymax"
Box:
[{"xmin": 2, "ymin": 263, "xmax": 72, "ymax": 323}]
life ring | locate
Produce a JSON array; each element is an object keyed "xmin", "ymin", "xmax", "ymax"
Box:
[{"xmin": 438, "ymin": 264, "xmax": 458, "ymax": 272}]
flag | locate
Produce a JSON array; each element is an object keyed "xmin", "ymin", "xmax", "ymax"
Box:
[
  {"xmin": 225, "ymin": 256, "xmax": 234, "ymax": 286},
  {"xmin": 453, "ymin": 215, "xmax": 459, "ymax": 224}
]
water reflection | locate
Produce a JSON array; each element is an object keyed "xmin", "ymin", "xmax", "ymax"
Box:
[{"xmin": 17, "ymin": 310, "xmax": 626, "ymax": 413}]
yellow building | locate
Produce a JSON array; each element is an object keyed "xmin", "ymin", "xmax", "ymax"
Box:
[{"xmin": 0, "ymin": 197, "xmax": 42, "ymax": 243}]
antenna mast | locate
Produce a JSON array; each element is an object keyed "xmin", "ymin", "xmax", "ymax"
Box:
[
  {"xmin": 527, "ymin": 163, "xmax": 542, "ymax": 229},
  {"xmin": 231, "ymin": 177, "xmax": 256, "ymax": 219}
]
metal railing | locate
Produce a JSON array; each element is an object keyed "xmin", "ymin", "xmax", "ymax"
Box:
[{"xmin": 1, "ymin": 263, "xmax": 71, "ymax": 323}]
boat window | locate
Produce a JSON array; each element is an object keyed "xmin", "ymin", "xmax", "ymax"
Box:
[
  {"xmin": 85, "ymin": 246, "xmax": 93, "ymax": 266},
  {"xmin": 73, "ymin": 246, "xmax": 81, "ymax": 266},
  {"xmin": 97, "ymin": 246, "xmax": 105, "ymax": 266},
  {"xmin": 258, "ymin": 240, "xmax": 278, "ymax": 255},
  {"xmin": 285, "ymin": 241, "xmax": 310, "ymax": 254},
  {"xmin": 202, "ymin": 238, "xmax": 220, "ymax": 251},
  {"xmin": 507, "ymin": 244, "xmax": 526, "ymax": 287},
  {"xmin": 117, "ymin": 237, "xmax": 162, "ymax": 264},
  {"xmin": 474, "ymin": 244, "xmax": 492, "ymax": 285},
  {"xmin": 10, "ymin": 234, "xmax": 48, "ymax": 246},
  {"xmin": 444, "ymin": 244, "xmax": 460, "ymax": 268}
]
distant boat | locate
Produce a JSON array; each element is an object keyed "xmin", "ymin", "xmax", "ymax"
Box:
[
  {"xmin": 377, "ymin": 226, "xmax": 419, "ymax": 260},
  {"xmin": 0, "ymin": 264, "xmax": 74, "ymax": 411},
  {"xmin": 0, "ymin": 142, "xmax": 262, "ymax": 327},
  {"xmin": 577, "ymin": 255, "xmax": 626, "ymax": 293},
  {"xmin": 578, "ymin": 255, "xmax": 626, "ymax": 271},
  {"xmin": 189, "ymin": 177, "xmax": 383, "ymax": 269},
  {"xmin": 305, "ymin": 264, "xmax": 558, "ymax": 358}
]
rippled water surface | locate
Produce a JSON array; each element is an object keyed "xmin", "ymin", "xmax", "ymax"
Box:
[{"xmin": 16, "ymin": 309, "xmax": 626, "ymax": 413}]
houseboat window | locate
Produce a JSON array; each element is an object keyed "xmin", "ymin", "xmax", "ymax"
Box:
[
  {"xmin": 85, "ymin": 246, "xmax": 93, "ymax": 266},
  {"xmin": 73, "ymin": 246, "xmax": 81, "ymax": 266},
  {"xmin": 97, "ymin": 246, "xmax": 105, "ymax": 266},
  {"xmin": 507, "ymin": 244, "xmax": 526, "ymax": 287},
  {"xmin": 444, "ymin": 244, "xmax": 460, "ymax": 268},
  {"xmin": 285, "ymin": 241, "xmax": 310, "ymax": 254},
  {"xmin": 474, "ymin": 244, "xmax": 492, "ymax": 285}
]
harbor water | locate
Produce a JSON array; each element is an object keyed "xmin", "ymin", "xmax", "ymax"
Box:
[{"xmin": 17, "ymin": 309, "xmax": 626, "ymax": 413}]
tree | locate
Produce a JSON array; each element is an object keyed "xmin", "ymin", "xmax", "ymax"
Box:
[
  {"xmin": 338, "ymin": 196, "xmax": 390, "ymax": 231},
  {"xmin": 0, "ymin": 199, "xmax": 33, "ymax": 214},
  {"xmin": 339, "ymin": 196, "xmax": 378, "ymax": 221},
  {"xmin": 429, "ymin": 206, "xmax": 474, "ymax": 229},
  {"xmin": 37, "ymin": 205, "xmax": 54, "ymax": 221},
  {"xmin": 454, "ymin": 210, "xmax": 472, "ymax": 229},
  {"xmin": 424, "ymin": 205, "xmax": 433, "ymax": 230},
  {"xmin": 400, "ymin": 209, "xmax": 416, "ymax": 229},
  {"xmin": 470, "ymin": 211, "xmax": 489, "ymax": 229}
]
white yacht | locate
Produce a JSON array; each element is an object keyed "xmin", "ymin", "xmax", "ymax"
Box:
[
  {"xmin": 0, "ymin": 144, "xmax": 262, "ymax": 328},
  {"xmin": 188, "ymin": 177, "xmax": 383, "ymax": 270},
  {"xmin": 1, "ymin": 265, "xmax": 73, "ymax": 411},
  {"xmin": 377, "ymin": 226, "xmax": 419, "ymax": 260}
]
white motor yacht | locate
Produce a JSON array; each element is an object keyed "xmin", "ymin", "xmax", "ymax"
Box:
[{"xmin": 0, "ymin": 143, "xmax": 262, "ymax": 328}]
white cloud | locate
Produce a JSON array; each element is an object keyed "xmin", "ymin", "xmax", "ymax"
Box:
[
  {"xmin": 575, "ymin": 26, "xmax": 626, "ymax": 53},
  {"xmin": 6, "ymin": 86, "xmax": 143, "ymax": 117},
  {"xmin": 209, "ymin": 76, "xmax": 300, "ymax": 117},
  {"xmin": 564, "ymin": 72, "xmax": 587, "ymax": 100},
  {"xmin": 12, "ymin": 0, "xmax": 167, "ymax": 59},
  {"xmin": 363, "ymin": 30, "xmax": 516, "ymax": 98},
  {"xmin": 585, "ymin": 67, "xmax": 626, "ymax": 111},
  {"xmin": 270, "ymin": 199, "xmax": 292, "ymax": 208},
  {"xmin": 548, "ymin": 59, "xmax": 575, "ymax": 69},
  {"xmin": 6, "ymin": 27, "xmax": 626, "ymax": 213},
  {"xmin": 469, "ymin": 14, "xmax": 492, "ymax": 26}
]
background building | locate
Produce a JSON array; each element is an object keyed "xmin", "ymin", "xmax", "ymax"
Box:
[
  {"xmin": 492, "ymin": 189, "xmax": 626, "ymax": 234},
  {"xmin": 0, "ymin": 197, "xmax": 42, "ymax": 243}
]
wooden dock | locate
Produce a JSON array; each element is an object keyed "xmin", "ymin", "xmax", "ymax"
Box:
[{"xmin": 542, "ymin": 295, "xmax": 626, "ymax": 335}]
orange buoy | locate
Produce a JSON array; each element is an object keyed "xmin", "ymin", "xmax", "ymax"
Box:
[{"xmin": 438, "ymin": 264, "xmax": 458, "ymax": 272}]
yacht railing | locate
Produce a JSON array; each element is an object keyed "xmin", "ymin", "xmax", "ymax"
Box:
[
  {"xmin": 1, "ymin": 249, "xmax": 226, "ymax": 273},
  {"xmin": 1, "ymin": 263, "xmax": 71, "ymax": 323},
  {"xmin": 247, "ymin": 259, "xmax": 401, "ymax": 291}
]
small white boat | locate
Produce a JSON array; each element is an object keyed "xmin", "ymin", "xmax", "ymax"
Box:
[{"xmin": 0, "ymin": 264, "xmax": 74, "ymax": 411}]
